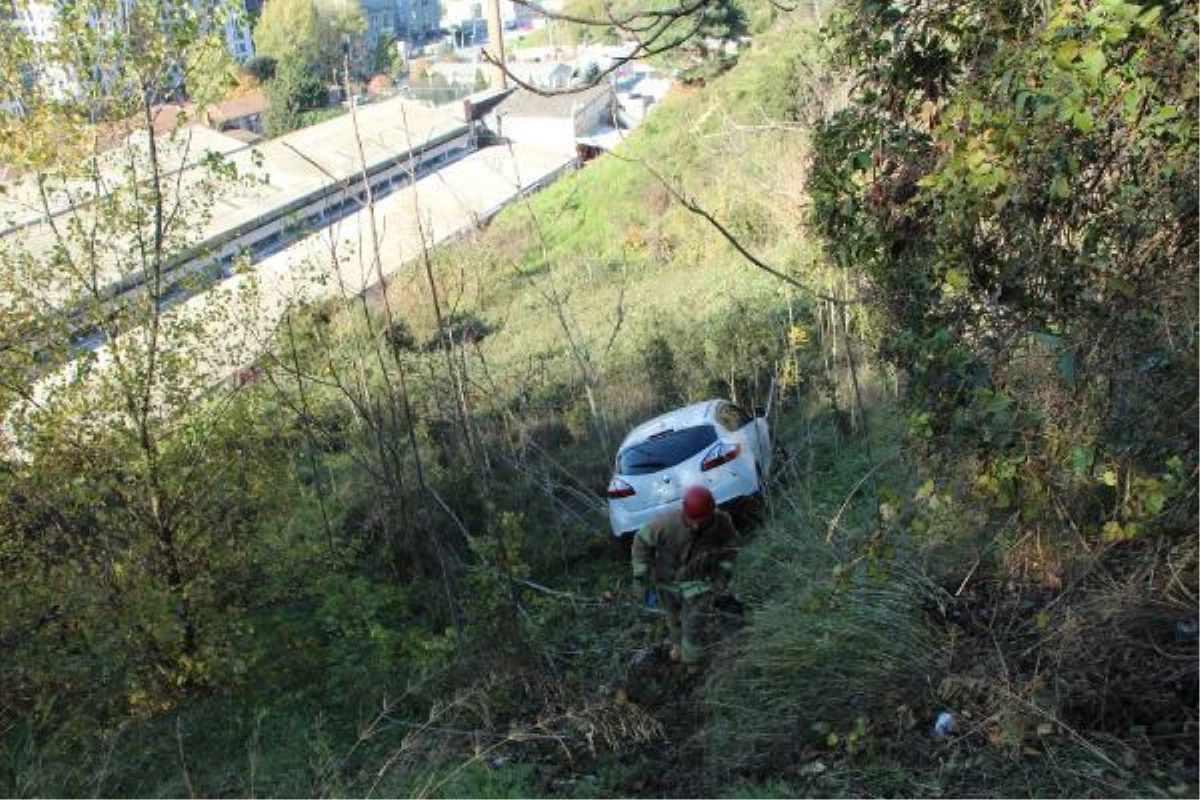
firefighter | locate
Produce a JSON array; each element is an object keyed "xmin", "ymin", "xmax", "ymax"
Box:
[{"xmin": 630, "ymin": 485, "xmax": 738, "ymax": 666}]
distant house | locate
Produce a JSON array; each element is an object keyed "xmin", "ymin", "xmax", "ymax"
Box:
[
  {"xmin": 442, "ymin": 0, "xmax": 535, "ymax": 30},
  {"xmin": 396, "ymin": 0, "xmax": 442, "ymax": 43},
  {"xmin": 358, "ymin": 0, "xmax": 398, "ymax": 55},
  {"xmin": 427, "ymin": 59, "xmax": 572, "ymax": 92},
  {"xmin": 426, "ymin": 61, "xmax": 488, "ymax": 88},
  {"xmin": 148, "ymin": 103, "xmax": 197, "ymax": 135},
  {"xmin": 203, "ymin": 90, "xmax": 267, "ymax": 136},
  {"xmin": 325, "ymin": 0, "xmax": 442, "ymax": 73},
  {"xmin": 486, "ymin": 83, "xmax": 617, "ymax": 157},
  {"xmin": 506, "ymin": 62, "xmax": 573, "ymax": 91},
  {"xmin": 614, "ymin": 70, "xmax": 671, "ymax": 125},
  {"xmin": 442, "ymin": 1, "xmax": 482, "ymax": 28}
]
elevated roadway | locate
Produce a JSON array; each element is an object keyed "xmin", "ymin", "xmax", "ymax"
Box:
[
  {"xmin": 1, "ymin": 97, "xmax": 475, "ymax": 312},
  {"xmin": 21, "ymin": 139, "xmax": 576, "ymax": 420}
]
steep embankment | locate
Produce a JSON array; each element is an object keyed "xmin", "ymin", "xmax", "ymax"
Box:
[
  {"xmin": 2, "ymin": 1, "xmax": 1194, "ymax": 797},
  {"xmin": 2, "ymin": 7, "xmax": 846, "ymax": 798}
]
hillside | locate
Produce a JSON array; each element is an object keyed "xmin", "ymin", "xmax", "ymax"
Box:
[{"xmin": 1, "ymin": 1, "xmax": 1196, "ymax": 798}]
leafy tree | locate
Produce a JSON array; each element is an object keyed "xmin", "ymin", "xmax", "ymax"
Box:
[
  {"xmin": 241, "ymin": 54, "xmax": 278, "ymax": 83},
  {"xmin": 184, "ymin": 30, "xmax": 240, "ymax": 104},
  {"xmin": 640, "ymin": 334, "xmax": 684, "ymax": 410},
  {"xmin": 388, "ymin": 42, "xmax": 407, "ymax": 79},
  {"xmin": 370, "ymin": 34, "xmax": 396, "ymax": 76},
  {"xmin": 808, "ymin": 0, "xmax": 1198, "ymax": 552},
  {"xmin": 252, "ymin": 0, "xmax": 319, "ymax": 62},
  {"xmin": 263, "ymin": 48, "xmax": 328, "ymax": 135},
  {"xmin": 698, "ymin": 0, "xmax": 749, "ymax": 42},
  {"xmin": 314, "ymin": 0, "xmax": 367, "ymax": 78},
  {"xmin": 0, "ymin": 0, "xmax": 288, "ymax": 716},
  {"xmin": 253, "ymin": 0, "xmax": 365, "ymax": 81}
]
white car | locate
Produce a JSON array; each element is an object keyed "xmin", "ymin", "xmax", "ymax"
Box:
[{"xmin": 606, "ymin": 399, "xmax": 771, "ymax": 537}]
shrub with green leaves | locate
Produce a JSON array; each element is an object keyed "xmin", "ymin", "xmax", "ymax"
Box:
[{"xmin": 810, "ymin": 0, "xmax": 1198, "ymax": 544}]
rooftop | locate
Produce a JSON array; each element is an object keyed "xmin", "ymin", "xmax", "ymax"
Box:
[
  {"xmin": 205, "ymin": 90, "xmax": 267, "ymax": 124},
  {"xmin": 1, "ymin": 97, "xmax": 471, "ymax": 307},
  {"xmin": 497, "ymin": 83, "xmax": 613, "ymax": 119}
]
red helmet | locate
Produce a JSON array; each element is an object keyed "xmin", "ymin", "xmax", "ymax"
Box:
[{"xmin": 681, "ymin": 485, "xmax": 716, "ymax": 525}]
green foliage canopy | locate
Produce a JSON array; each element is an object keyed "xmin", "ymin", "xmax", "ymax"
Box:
[
  {"xmin": 263, "ymin": 48, "xmax": 329, "ymax": 135},
  {"xmin": 253, "ymin": 0, "xmax": 366, "ymax": 79},
  {"xmin": 184, "ymin": 30, "xmax": 240, "ymax": 105},
  {"xmin": 808, "ymin": 0, "xmax": 1198, "ymax": 542}
]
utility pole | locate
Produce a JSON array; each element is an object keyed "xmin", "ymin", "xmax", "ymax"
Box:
[{"xmin": 485, "ymin": 0, "xmax": 507, "ymax": 89}]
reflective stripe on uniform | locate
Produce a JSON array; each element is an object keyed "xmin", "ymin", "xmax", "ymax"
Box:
[
  {"xmin": 674, "ymin": 580, "xmax": 711, "ymax": 600},
  {"xmin": 681, "ymin": 635, "xmax": 704, "ymax": 665}
]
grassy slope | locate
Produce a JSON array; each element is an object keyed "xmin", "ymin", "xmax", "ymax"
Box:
[
  {"xmin": 1, "ymin": 17, "xmax": 835, "ymax": 800},
  {"xmin": 383, "ymin": 27, "xmax": 822, "ymax": 401},
  {"xmin": 361, "ymin": 10, "xmax": 1195, "ymax": 798},
  {"xmin": 353, "ymin": 14, "xmax": 960, "ymax": 797},
  {"xmin": 13, "ymin": 5, "xmax": 1186, "ymax": 798}
]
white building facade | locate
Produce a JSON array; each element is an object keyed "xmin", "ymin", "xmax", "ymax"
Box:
[
  {"xmin": 395, "ymin": 0, "xmax": 439, "ymax": 41},
  {"xmin": 11, "ymin": 0, "xmax": 255, "ymax": 103}
]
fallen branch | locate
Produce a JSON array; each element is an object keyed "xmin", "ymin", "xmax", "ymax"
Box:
[{"xmin": 511, "ymin": 578, "xmax": 665, "ymax": 615}]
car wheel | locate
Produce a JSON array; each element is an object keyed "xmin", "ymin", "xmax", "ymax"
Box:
[{"xmin": 613, "ymin": 530, "xmax": 635, "ymax": 560}]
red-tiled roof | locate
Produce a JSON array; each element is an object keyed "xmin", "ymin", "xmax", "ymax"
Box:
[{"xmin": 206, "ymin": 90, "xmax": 267, "ymax": 123}]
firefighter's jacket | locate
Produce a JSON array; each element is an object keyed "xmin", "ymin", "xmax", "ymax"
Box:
[{"xmin": 631, "ymin": 508, "xmax": 737, "ymax": 599}]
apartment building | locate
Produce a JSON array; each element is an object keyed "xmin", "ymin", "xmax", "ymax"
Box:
[
  {"xmin": 396, "ymin": 0, "xmax": 439, "ymax": 42},
  {"xmin": 9, "ymin": 0, "xmax": 254, "ymax": 102}
]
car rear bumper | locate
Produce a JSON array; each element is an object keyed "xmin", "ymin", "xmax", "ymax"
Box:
[{"xmin": 607, "ymin": 469, "xmax": 761, "ymax": 537}]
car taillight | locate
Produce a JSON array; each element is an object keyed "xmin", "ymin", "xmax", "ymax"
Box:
[
  {"xmin": 607, "ymin": 478, "xmax": 636, "ymax": 499},
  {"xmin": 700, "ymin": 441, "xmax": 741, "ymax": 471}
]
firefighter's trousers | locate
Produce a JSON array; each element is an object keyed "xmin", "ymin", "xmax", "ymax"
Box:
[{"xmin": 660, "ymin": 582, "xmax": 715, "ymax": 665}]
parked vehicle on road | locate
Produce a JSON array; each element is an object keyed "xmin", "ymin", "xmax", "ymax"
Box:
[{"xmin": 606, "ymin": 399, "xmax": 771, "ymax": 537}]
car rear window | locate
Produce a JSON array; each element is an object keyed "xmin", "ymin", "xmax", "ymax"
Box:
[{"xmin": 616, "ymin": 425, "xmax": 717, "ymax": 475}]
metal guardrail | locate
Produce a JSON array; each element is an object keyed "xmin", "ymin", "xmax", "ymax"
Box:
[{"xmin": 57, "ymin": 127, "xmax": 479, "ymax": 354}]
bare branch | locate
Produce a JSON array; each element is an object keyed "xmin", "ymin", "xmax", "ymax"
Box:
[
  {"xmin": 605, "ymin": 148, "xmax": 855, "ymax": 304},
  {"xmin": 510, "ymin": 0, "xmax": 715, "ymax": 31},
  {"xmin": 480, "ymin": 7, "xmax": 707, "ymax": 97}
]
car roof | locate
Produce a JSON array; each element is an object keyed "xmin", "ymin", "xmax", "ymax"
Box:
[{"xmin": 618, "ymin": 399, "xmax": 723, "ymax": 450}]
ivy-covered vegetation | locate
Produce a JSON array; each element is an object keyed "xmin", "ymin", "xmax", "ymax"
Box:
[{"xmin": 802, "ymin": 0, "xmax": 1197, "ymax": 792}]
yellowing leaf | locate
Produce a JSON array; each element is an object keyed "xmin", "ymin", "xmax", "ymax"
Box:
[
  {"xmin": 1054, "ymin": 42, "xmax": 1079, "ymax": 68},
  {"xmin": 943, "ymin": 268, "xmax": 969, "ymax": 293},
  {"xmin": 1102, "ymin": 520, "xmax": 1126, "ymax": 541},
  {"xmin": 1079, "ymin": 46, "xmax": 1107, "ymax": 78},
  {"xmin": 1138, "ymin": 6, "xmax": 1162, "ymax": 26},
  {"xmin": 788, "ymin": 326, "xmax": 810, "ymax": 347}
]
